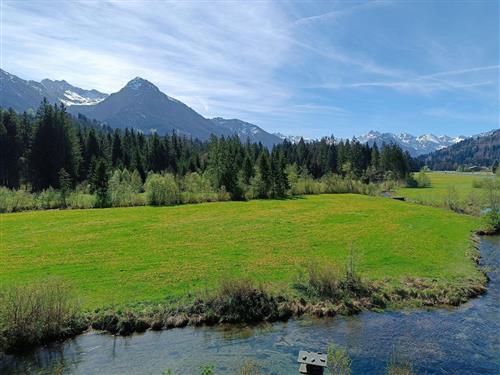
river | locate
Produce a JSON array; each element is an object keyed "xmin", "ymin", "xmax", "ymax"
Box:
[{"xmin": 1, "ymin": 236, "xmax": 498, "ymax": 374}]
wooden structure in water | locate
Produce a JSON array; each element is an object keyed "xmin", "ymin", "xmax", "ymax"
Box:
[{"xmin": 297, "ymin": 350, "xmax": 327, "ymax": 374}]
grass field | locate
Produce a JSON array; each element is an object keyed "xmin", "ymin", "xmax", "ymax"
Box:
[
  {"xmin": 0, "ymin": 194, "xmax": 481, "ymax": 309},
  {"xmin": 396, "ymin": 172, "xmax": 496, "ymax": 212}
]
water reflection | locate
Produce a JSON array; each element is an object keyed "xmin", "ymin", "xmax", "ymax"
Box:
[{"xmin": 1, "ymin": 237, "xmax": 498, "ymax": 374}]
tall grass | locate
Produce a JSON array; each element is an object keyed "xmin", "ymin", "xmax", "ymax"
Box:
[
  {"xmin": 327, "ymin": 343, "xmax": 352, "ymax": 375},
  {"xmin": 0, "ymin": 279, "xmax": 85, "ymax": 353},
  {"xmin": 206, "ymin": 278, "xmax": 278, "ymax": 323}
]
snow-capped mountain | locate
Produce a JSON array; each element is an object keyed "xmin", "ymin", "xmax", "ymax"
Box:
[
  {"xmin": 211, "ymin": 118, "xmax": 282, "ymax": 148},
  {"xmin": 357, "ymin": 131, "xmax": 467, "ymax": 156},
  {"xmin": 0, "ymin": 70, "xmax": 280, "ymax": 145},
  {"xmin": 274, "ymin": 132, "xmax": 314, "ymax": 144},
  {"xmin": 40, "ymin": 78, "xmax": 107, "ymax": 106},
  {"xmin": 0, "ymin": 69, "xmax": 107, "ymax": 111}
]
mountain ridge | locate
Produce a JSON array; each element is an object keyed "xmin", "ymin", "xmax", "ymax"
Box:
[{"xmin": 0, "ymin": 70, "xmax": 279, "ymax": 146}]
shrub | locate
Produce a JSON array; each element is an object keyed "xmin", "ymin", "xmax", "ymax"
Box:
[
  {"xmin": 66, "ymin": 192, "xmax": 95, "ymax": 209},
  {"xmin": 0, "ymin": 187, "xmax": 35, "ymax": 213},
  {"xmin": 145, "ymin": 173, "xmax": 180, "ymax": 206},
  {"xmin": 482, "ymin": 208, "xmax": 500, "ymax": 234},
  {"xmin": 207, "ymin": 279, "xmax": 278, "ymax": 323},
  {"xmin": 414, "ymin": 171, "xmax": 431, "ymax": 188},
  {"xmin": 36, "ymin": 187, "xmax": 62, "ymax": 209},
  {"xmin": 109, "ymin": 169, "xmax": 144, "ymax": 207},
  {"xmin": 0, "ymin": 279, "xmax": 85, "ymax": 353},
  {"xmin": 303, "ymin": 250, "xmax": 370, "ymax": 301},
  {"xmin": 327, "ymin": 343, "xmax": 351, "ymax": 375}
]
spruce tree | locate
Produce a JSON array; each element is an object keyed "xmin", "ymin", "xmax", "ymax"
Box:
[
  {"xmin": 89, "ymin": 158, "xmax": 109, "ymax": 208},
  {"xmin": 58, "ymin": 168, "xmax": 72, "ymax": 207}
]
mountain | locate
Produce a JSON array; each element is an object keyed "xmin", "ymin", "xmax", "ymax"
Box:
[
  {"xmin": 357, "ymin": 131, "xmax": 467, "ymax": 156},
  {"xmin": 274, "ymin": 132, "xmax": 314, "ymax": 144},
  {"xmin": 1, "ymin": 70, "xmax": 281, "ymax": 144},
  {"xmin": 68, "ymin": 77, "xmax": 228, "ymax": 140},
  {"xmin": 40, "ymin": 79, "xmax": 107, "ymax": 106},
  {"xmin": 419, "ymin": 129, "xmax": 500, "ymax": 170},
  {"xmin": 211, "ymin": 118, "xmax": 282, "ymax": 148},
  {"xmin": 0, "ymin": 69, "xmax": 107, "ymax": 111}
]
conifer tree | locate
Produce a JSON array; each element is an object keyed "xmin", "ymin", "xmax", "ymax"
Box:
[{"xmin": 90, "ymin": 158, "xmax": 109, "ymax": 208}]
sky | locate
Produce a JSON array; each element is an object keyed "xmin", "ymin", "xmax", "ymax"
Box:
[{"xmin": 1, "ymin": 0, "xmax": 499, "ymax": 138}]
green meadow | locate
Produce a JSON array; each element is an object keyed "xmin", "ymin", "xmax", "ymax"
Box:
[
  {"xmin": 1, "ymin": 194, "xmax": 481, "ymax": 309},
  {"xmin": 396, "ymin": 171, "xmax": 496, "ymax": 211}
]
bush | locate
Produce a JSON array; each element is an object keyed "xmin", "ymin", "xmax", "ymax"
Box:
[
  {"xmin": 0, "ymin": 279, "xmax": 85, "ymax": 353},
  {"xmin": 0, "ymin": 187, "xmax": 35, "ymax": 213},
  {"xmin": 482, "ymin": 208, "xmax": 500, "ymax": 233},
  {"xmin": 207, "ymin": 279, "xmax": 278, "ymax": 323},
  {"xmin": 66, "ymin": 192, "xmax": 95, "ymax": 209},
  {"xmin": 109, "ymin": 169, "xmax": 144, "ymax": 207},
  {"xmin": 145, "ymin": 173, "xmax": 180, "ymax": 206},
  {"xmin": 303, "ymin": 258, "xmax": 370, "ymax": 301},
  {"xmin": 36, "ymin": 187, "xmax": 62, "ymax": 209}
]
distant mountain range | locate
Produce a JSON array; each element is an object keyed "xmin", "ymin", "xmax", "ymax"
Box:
[
  {"xmin": 0, "ymin": 70, "xmax": 281, "ymax": 148},
  {"xmin": 356, "ymin": 131, "xmax": 467, "ymax": 156},
  {"xmin": 419, "ymin": 129, "xmax": 499, "ymax": 170},
  {"xmin": 1, "ymin": 69, "xmax": 492, "ymax": 156},
  {"xmin": 0, "ymin": 69, "xmax": 108, "ymax": 110},
  {"xmin": 274, "ymin": 131, "xmax": 468, "ymax": 156}
]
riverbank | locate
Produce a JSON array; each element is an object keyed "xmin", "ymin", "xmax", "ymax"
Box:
[
  {"xmin": 2, "ymin": 236, "xmax": 498, "ymax": 374},
  {"xmin": 0, "ymin": 194, "xmax": 488, "ymax": 354},
  {"xmin": 0, "ymin": 233, "xmax": 487, "ymax": 354}
]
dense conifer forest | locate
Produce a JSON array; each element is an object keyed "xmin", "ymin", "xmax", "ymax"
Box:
[{"xmin": 0, "ymin": 101, "xmax": 416, "ymax": 210}]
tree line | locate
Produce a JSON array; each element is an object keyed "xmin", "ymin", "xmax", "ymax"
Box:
[{"xmin": 1, "ymin": 101, "xmax": 416, "ymax": 203}]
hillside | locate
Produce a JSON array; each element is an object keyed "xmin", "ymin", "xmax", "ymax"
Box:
[{"xmin": 419, "ymin": 129, "xmax": 500, "ymax": 170}]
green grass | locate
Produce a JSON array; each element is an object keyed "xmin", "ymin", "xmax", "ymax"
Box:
[
  {"xmin": 0, "ymin": 194, "xmax": 481, "ymax": 309},
  {"xmin": 396, "ymin": 172, "xmax": 496, "ymax": 212}
]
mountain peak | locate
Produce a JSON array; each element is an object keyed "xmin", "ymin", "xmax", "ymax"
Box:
[{"xmin": 125, "ymin": 77, "xmax": 158, "ymax": 91}]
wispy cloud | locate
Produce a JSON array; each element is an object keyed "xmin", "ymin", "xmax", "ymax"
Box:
[
  {"xmin": 318, "ymin": 65, "xmax": 499, "ymax": 93},
  {"xmin": 423, "ymin": 107, "xmax": 499, "ymax": 124},
  {"xmin": 2, "ymin": 0, "xmax": 499, "ymax": 137},
  {"xmin": 292, "ymin": 0, "xmax": 392, "ymax": 26}
]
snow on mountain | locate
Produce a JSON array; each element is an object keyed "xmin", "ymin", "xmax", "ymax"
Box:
[
  {"xmin": 211, "ymin": 118, "xmax": 282, "ymax": 148},
  {"xmin": 358, "ymin": 131, "xmax": 467, "ymax": 156},
  {"xmin": 274, "ymin": 132, "xmax": 314, "ymax": 144},
  {"xmin": 0, "ymin": 69, "xmax": 108, "ymax": 111}
]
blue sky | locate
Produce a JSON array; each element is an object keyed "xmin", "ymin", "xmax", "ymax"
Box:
[{"xmin": 2, "ymin": 0, "xmax": 499, "ymax": 138}]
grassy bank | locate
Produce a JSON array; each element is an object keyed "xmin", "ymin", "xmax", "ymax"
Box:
[{"xmin": 1, "ymin": 194, "xmax": 482, "ymax": 308}]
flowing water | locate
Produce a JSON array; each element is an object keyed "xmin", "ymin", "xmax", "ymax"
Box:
[{"xmin": 1, "ymin": 236, "xmax": 498, "ymax": 374}]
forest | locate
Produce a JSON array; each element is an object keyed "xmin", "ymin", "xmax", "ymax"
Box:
[{"xmin": 0, "ymin": 101, "xmax": 416, "ymax": 211}]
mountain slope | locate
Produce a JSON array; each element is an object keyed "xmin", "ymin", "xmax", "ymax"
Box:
[
  {"xmin": 69, "ymin": 77, "xmax": 229, "ymax": 139},
  {"xmin": 211, "ymin": 117, "xmax": 282, "ymax": 148},
  {"xmin": 0, "ymin": 69, "xmax": 107, "ymax": 111},
  {"xmin": 419, "ymin": 129, "xmax": 500, "ymax": 170},
  {"xmin": 357, "ymin": 131, "xmax": 466, "ymax": 156}
]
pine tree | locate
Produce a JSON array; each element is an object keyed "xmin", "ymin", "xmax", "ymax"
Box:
[
  {"xmin": 257, "ymin": 151, "xmax": 271, "ymax": 198},
  {"xmin": 243, "ymin": 153, "xmax": 254, "ymax": 185},
  {"xmin": 0, "ymin": 109, "xmax": 21, "ymax": 188},
  {"xmin": 58, "ymin": 168, "xmax": 72, "ymax": 207},
  {"xmin": 111, "ymin": 130, "xmax": 122, "ymax": 167},
  {"xmin": 30, "ymin": 102, "xmax": 80, "ymax": 190},
  {"xmin": 89, "ymin": 158, "xmax": 109, "ymax": 208}
]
